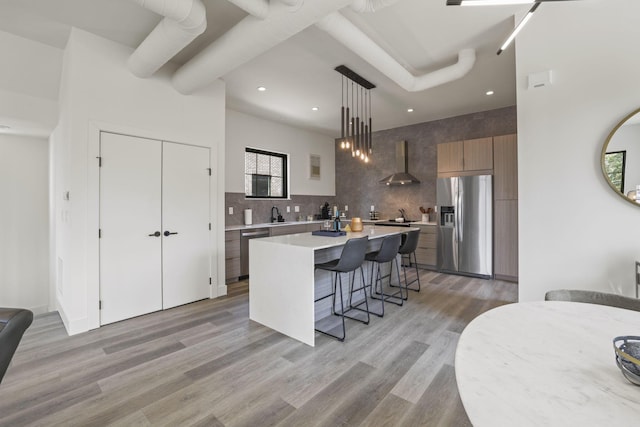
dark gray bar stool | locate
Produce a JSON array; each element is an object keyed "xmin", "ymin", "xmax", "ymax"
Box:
[
  {"xmin": 314, "ymin": 236, "xmax": 369, "ymax": 341},
  {"xmin": 398, "ymin": 229, "xmax": 421, "ymax": 297},
  {"xmin": 365, "ymin": 233, "xmax": 404, "ymax": 317}
]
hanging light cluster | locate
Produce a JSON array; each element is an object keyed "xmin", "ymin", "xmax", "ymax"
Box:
[{"xmin": 335, "ymin": 65, "xmax": 374, "ymax": 163}]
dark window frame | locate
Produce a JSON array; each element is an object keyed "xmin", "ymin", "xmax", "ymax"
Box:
[
  {"xmin": 604, "ymin": 150, "xmax": 626, "ymax": 193},
  {"xmin": 244, "ymin": 147, "xmax": 288, "ymax": 199}
]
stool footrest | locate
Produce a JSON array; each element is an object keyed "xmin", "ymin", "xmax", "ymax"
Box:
[
  {"xmin": 333, "ymin": 307, "xmax": 369, "ymax": 324},
  {"xmin": 371, "ymin": 290, "xmax": 404, "ymax": 306},
  {"xmin": 350, "ymin": 298, "xmax": 383, "ymax": 317}
]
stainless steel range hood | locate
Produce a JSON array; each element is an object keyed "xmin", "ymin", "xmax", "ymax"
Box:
[{"xmin": 379, "ymin": 140, "xmax": 421, "ymax": 185}]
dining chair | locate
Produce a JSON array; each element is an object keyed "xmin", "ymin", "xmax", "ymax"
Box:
[
  {"xmin": 544, "ymin": 289, "xmax": 640, "ymax": 312},
  {"xmin": 1, "ymin": 307, "xmax": 34, "ymax": 384}
]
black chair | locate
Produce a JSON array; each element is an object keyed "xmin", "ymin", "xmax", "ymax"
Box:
[
  {"xmin": 0, "ymin": 308, "xmax": 34, "ymax": 384},
  {"xmin": 398, "ymin": 229, "xmax": 421, "ymax": 296},
  {"xmin": 365, "ymin": 233, "xmax": 404, "ymax": 317},
  {"xmin": 314, "ymin": 236, "xmax": 369, "ymax": 341},
  {"xmin": 545, "ymin": 289, "xmax": 640, "ymax": 312}
]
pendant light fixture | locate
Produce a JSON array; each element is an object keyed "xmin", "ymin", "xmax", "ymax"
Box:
[{"xmin": 335, "ymin": 65, "xmax": 374, "ymax": 163}]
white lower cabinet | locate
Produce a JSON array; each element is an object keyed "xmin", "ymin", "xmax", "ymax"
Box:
[{"xmin": 99, "ymin": 132, "xmax": 211, "ymax": 325}]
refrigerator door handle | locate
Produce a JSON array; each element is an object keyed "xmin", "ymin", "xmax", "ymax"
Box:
[{"xmin": 457, "ymin": 179, "xmax": 463, "ymax": 243}]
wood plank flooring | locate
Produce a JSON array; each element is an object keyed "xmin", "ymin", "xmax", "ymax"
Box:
[{"xmin": 0, "ymin": 271, "xmax": 517, "ymax": 426}]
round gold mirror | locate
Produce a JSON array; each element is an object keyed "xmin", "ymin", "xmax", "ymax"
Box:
[{"xmin": 602, "ymin": 108, "xmax": 640, "ymax": 206}]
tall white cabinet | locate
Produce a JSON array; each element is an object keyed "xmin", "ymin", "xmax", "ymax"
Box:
[{"xmin": 99, "ymin": 132, "xmax": 210, "ymax": 325}]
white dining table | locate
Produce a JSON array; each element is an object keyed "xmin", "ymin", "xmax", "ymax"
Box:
[{"xmin": 455, "ymin": 301, "xmax": 640, "ymax": 426}]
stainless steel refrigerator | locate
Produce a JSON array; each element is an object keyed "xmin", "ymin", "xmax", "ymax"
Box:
[{"xmin": 437, "ymin": 175, "xmax": 492, "ymax": 278}]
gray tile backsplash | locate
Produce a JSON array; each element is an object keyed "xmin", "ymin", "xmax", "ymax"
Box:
[
  {"xmin": 225, "ymin": 106, "xmax": 516, "ymax": 226},
  {"xmin": 335, "ymin": 106, "xmax": 517, "ymax": 221},
  {"xmin": 225, "ymin": 193, "xmax": 338, "ymax": 226}
]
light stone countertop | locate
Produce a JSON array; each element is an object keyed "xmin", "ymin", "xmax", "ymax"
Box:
[
  {"xmin": 225, "ymin": 220, "xmax": 324, "ymax": 232},
  {"xmin": 253, "ymin": 225, "xmax": 419, "ymax": 251},
  {"xmin": 363, "ymin": 219, "xmax": 437, "ymax": 226},
  {"xmin": 455, "ymin": 301, "xmax": 640, "ymax": 426},
  {"xmin": 225, "ymin": 219, "xmax": 436, "ymax": 231}
]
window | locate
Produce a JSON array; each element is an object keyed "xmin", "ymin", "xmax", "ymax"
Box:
[
  {"xmin": 245, "ymin": 148, "xmax": 288, "ymax": 198},
  {"xmin": 604, "ymin": 150, "xmax": 626, "ymax": 192}
]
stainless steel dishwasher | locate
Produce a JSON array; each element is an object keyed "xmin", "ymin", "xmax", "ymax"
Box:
[{"xmin": 240, "ymin": 228, "xmax": 270, "ymax": 277}]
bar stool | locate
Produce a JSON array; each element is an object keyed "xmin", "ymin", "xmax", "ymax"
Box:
[
  {"xmin": 314, "ymin": 236, "xmax": 369, "ymax": 341},
  {"xmin": 365, "ymin": 233, "xmax": 404, "ymax": 317},
  {"xmin": 398, "ymin": 229, "xmax": 421, "ymax": 297}
]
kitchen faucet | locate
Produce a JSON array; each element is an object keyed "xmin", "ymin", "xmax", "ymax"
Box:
[{"xmin": 271, "ymin": 206, "xmax": 282, "ymax": 223}]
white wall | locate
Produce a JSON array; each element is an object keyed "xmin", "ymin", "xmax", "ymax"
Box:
[
  {"xmin": 0, "ymin": 134, "xmax": 49, "ymax": 313},
  {"xmin": 607, "ymin": 122, "xmax": 640, "ymax": 196},
  {"xmin": 226, "ymin": 109, "xmax": 335, "ymax": 196},
  {"xmin": 517, "ymin": 0, "xmax": 640, "ymax": 301},
  {"xmin": 0, "ymin": 30, "xmax": 61, "ymax": 136},
  {"xmin": 55, "ymin": 29, "xmax": 226, "ymax": 334}
]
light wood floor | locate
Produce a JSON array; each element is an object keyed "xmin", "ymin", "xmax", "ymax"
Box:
[{"xmin": 0, "ymin": 270, "xmax": 517, "ymax": 427}]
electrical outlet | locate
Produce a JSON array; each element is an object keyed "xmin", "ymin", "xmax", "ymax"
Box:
[
  {"xmin": 228, "ymin": 207, "xmax": 233, "ymax": 215},
  {"xmin": 370, "ymin": 205, "xmax": 375, "ymax": 212},
  {"xmin": 286, "ymin": 206, "xmax": 291, "ymax": 213},
  {"xmin": 294, "ymin": 206, "xmax": 300, "ymax": 212},
  {"xmin": 344, "ymin": 205, "xmax": 348, "ymax": 212}
]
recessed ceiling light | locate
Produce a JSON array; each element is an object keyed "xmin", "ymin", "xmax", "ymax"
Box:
[
  {"xmin": 311, "ymin": 107, "xmax": 319, "ymax": 111},
  {"xmin": 257, "ymin": 86, "xmax": 266, "ymax": 92},
  {"xmin": 407, "ymin": 108, "xmax": 414, "ymax": 113},
  {"xmin": 486, "ymin": 90, "xmax": 495, "ymax": 96}
]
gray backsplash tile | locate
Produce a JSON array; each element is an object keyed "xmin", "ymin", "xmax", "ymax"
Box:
[
  {"xmin": 225, "ymin": 193, "xmax": 338, "ymax": 226},
  {"xmin": 335, "ymin": 106, "xmax": 516, "ymax": 221}
]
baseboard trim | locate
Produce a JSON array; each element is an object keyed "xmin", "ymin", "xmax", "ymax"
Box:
[
  {"xmin": 217, "ymin": 284, "xmax": 228, "ymax": 297},
  {"xmin": 494, "ymin": 274, "xmax": 518, "ymax": 283},
  {"xmin": 56, "ymin": 297, "xmax": 88, "ymax": 336},
  {"xmin": 28, "ymin": 304, "xmax": 50, "ymax": 316}
]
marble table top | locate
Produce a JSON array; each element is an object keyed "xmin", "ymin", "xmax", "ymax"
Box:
[{"xmin": 455, "ymin": 301, "xmax": 640, "ymax": 426}]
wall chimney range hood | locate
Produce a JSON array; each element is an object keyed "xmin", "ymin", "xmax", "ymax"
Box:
[{"xmin": 379, "ymin": 140, "xmax": 421, "ymax": 185}]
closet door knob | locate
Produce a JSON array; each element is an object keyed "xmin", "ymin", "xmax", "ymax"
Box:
[
  {"xmin": 148, "ymin": 231, "xmax": 161, "ymax": 237},
  {"xmin": 163, "ymin": 231, "xmax": 178, "ymax": 236}
]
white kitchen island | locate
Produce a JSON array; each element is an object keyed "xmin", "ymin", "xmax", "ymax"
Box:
[{"xmin": 249, "ymin": 225, "xmax": 417, "ymax": 346}]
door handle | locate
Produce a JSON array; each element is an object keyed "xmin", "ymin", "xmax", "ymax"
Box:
[
  {"xmin": 164, "ymin": 231, "xmax": 178, "ymax": 237},
  {"xmin": 148, "ymin": 231, "xmax": 161, "ymax": 237},
  {"xmin": 241, "ymin": 231, "xmax": 270, "ymax": 237}
]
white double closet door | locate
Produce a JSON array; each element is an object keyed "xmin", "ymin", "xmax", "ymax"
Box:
[{"xmin": 99, "ymin": 132, "xmax": 210, "ymax": 325}]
